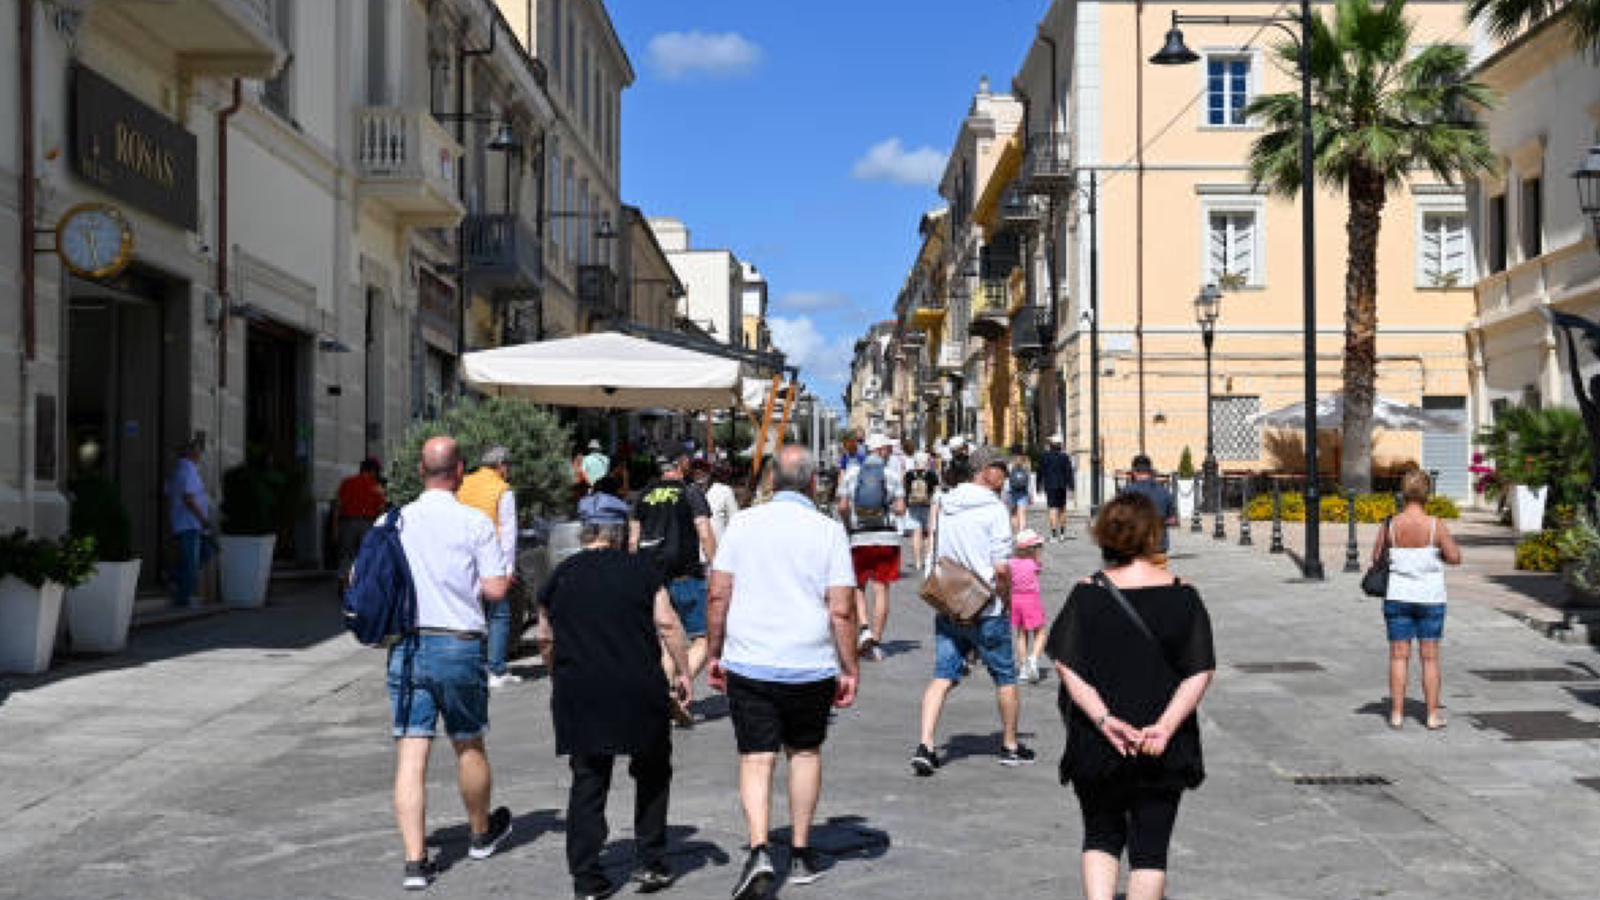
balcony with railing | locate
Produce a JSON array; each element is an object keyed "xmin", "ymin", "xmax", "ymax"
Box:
[
  {"xmin": 355, "ymin": 108, "xmax": 465, "ymax": 229},
  {"xmin": 1000, "ymin": 186, "xmax": 1041, "ymax": 229},
  {"xmin": 464, "ymin": 214, "xmax": 542, "ymax": 291},
  {"xmin": 969, "ymin": 280, "xmax": 1011, "ymax": 340},
  {"xmin": 1011, "ymin": 304, "xmax": 1053, "ymax": 359},
  {"xmin": 935, "ymin": 341, "xmax": 964, "ymax": 374},
  {"xmin": 1023, "ymin": 133, "xmax": 1073, "ymax": 193},
  {"xmin": 578, "ymin": 265, "xmax": 622, "ymax": 320},
  {"xmin": 109, "ymin": 0, "xmax": 283, "ymax": 77}
]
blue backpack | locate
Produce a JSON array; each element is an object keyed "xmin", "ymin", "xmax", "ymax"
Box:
[
  {"xmin": 342, "ymin": 511, "xmax": 417, "ymax": 647},
  {"xmin": 853, "ymin": 457, "xmax": 890, "ymax": 527}
]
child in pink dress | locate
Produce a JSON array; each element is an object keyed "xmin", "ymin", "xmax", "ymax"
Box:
[{"xmin": 1010, "ymin": 529, "xmax": 1047, "ymax": 683}]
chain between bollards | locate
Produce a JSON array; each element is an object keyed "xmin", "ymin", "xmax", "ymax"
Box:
[
  {"xmin": 1343, "ymin": 488, "xmax": 1361, "ymax": 573},
  {"xmin": 1213, "ymin": 475, "xmax": 1227, "ymax": 540},
  {"xmin": 1269, "ymin": 480, "xmax": 1285, "ymax": 554},
  {"xmin": 1239, "ymin": 476, "xmax": 1253, "ymax": 546}
]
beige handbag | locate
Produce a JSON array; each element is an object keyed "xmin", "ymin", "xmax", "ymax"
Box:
[{"xmin": 918, "ymin": 507, "xmax": 996, "ymax": 626}]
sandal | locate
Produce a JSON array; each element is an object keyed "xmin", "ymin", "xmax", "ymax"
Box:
[
  {"xmin": 1426, "ymin": 712, "xmax": 1448, "ymax": 731},
  {"xmin": 1388, "ymin": 713, "xmax": 1404, "ymax": 730}
]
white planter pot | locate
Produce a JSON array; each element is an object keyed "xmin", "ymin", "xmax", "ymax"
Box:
[
  {"xmin": 1176, "ymin": 479, "xmax": 1198, "ymax": 520},
  {"xmin": 0, "ymin": 577, "xmax": 66, "ymax": 675},
  {"xmin": 218, "ymin": 534, "xmax": 276, "ymax": 609},
  {"xmin": 1511, "ymin": 485, "xmax": 1549, "ymax": 535},
  {"xmin": 65, "ymin": 559, "xmax": 142, "ymax": 654}
]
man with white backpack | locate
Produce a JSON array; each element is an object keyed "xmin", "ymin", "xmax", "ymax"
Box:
[{"xmin": 837, "ymin": 434, "xmax": 906, "ymax": 661}]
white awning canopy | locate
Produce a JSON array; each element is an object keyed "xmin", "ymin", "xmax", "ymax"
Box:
[
  {"xmin": 1251, "ymin": 395, "xmax": 1465, "ymax": 433},
  {"xmin": 462, "ymin": 332, "xmax": 743, "ymax": 411}
]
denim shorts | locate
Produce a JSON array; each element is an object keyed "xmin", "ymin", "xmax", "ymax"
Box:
[
  {"xmin": 668, "ymin": 577, "xmax": 709, "ymax": 638},
  {"xmin": 1383, "ymin": 600, "xmax": 1446, "ymax": 642},
  {"xmin": 387, "ymin": 634, "xmax": 489, "ymax": 741},
  {"xmin": 933, "ymin": 614, "xmax": 1018, "ymax": 687}
]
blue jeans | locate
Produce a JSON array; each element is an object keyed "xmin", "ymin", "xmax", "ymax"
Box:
[
  {"xmin": 388, "ymin": 634, "xmax": 490, "ymax": 741},
  {"xmin": 668, "ymin": 577, "xmax": 709, "ymax": 638},
  {"xmin": 485, "ymin": 598, "xmax": 512, "ymax": 676},
  {"xmin": 1383, "ymin": 600, "xmax": 1446, "ymax": 642},
  {"xmin": 933, "ymin": 614, "xmax": 1018, "ymax": 687},
  {"xmin": 171, "ymin": 529, "xmax": 213, "ymax": 608}
]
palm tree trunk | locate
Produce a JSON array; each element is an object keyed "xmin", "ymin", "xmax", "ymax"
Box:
[{"xmin": 1341, "ymin": 169, "xmax": 1386, "ymax": 493}]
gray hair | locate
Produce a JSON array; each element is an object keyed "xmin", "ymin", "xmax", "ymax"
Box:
[
  {"xmin": 771, "ymin": 444, "xmax": 816, "ymax": 494},
  {"xmin": 580, "ymin": 521, "xmax": 626, "ymax": 548},
  {"xmin": 967, "ymin": 444, "xmax": 1007, "ymax": 476}
]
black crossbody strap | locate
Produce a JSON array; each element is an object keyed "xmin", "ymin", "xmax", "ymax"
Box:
[{"xmin": 1092, "ymin": 571, "xmax": 1158, "ymax": 646}]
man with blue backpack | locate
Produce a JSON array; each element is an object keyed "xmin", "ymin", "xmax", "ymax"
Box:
[
  {"xmin": 346, "ymin": 436, "xmax": 516, "ymax": 891},
  {"xmin": 837, "ymin": 434, "xmax": 906, "ymax": 661}
]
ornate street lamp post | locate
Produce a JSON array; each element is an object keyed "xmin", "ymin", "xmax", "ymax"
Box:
[
  {"xmin": 1576, "ymin": 144, "xmax": 1600, "ymax": 254},
  {"xmin": 1194, "ymin": 284, "xmax": 1223, "ymax": 513},
  {"xmin": 1152, "ymin": 0, "xmax": 1324, "ymax": 578}
]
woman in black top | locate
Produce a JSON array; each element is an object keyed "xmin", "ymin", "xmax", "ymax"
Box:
[{"xmin": 1046, "ymin": 493, "xmax": 1215, "ymax": 900}]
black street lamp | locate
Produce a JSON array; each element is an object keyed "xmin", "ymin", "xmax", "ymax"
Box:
[
  {"xmin": 1194, "ymin": 284, "xmax": 1223, "ymax": 513},
  {"xmin": 1151, "ymin": 1, "xmax": 1324, "ymax": 579},
  {"xmin": 1576, "ymin": 144, "xmax": 1600, "ymax": 254}
]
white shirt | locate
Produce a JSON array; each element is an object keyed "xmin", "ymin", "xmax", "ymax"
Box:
[
  {"xmin": 712, "ymin": 493, "xmax": 855, "ymax": 676},
  {"xmin": 494, "ymin": 491, "xmax": 517, "ymax": 562},
  {"xmin": 934, "ymin": 483, "xmax": 1014, "ymax": 618},
  {"xmin": 389, "ymin": 489, "xmax": 510, "ymax": 632},
  {"xmin": 1386, "ymin": 517, "xmax": 1447, "ymax": 605},
  {"xmin": 704, "ymin": 481, "xmax": 740, "ymax": 541}
]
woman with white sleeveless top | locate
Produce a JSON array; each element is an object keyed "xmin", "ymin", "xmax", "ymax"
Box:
[{"xmin": 1371, "ymin": 470, "xmax": 1462, "ymax": 730}]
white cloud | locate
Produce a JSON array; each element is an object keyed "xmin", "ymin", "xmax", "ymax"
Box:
[
  {"xmin": 776, "ymin": 291, "xmax": 850, "ymax": 313},
  {"xmin": 769, "ymin": 315, "xmax": 855, "ymax": 402},
  {"xmin": 646, "ymin": 31, "xmax": 763, "ymax": 80},
  {"xmin": 851, "ymin": 138, "xmax": 946, "ymax": 187}
]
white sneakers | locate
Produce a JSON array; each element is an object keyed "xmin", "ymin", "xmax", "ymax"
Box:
[{"xmin": 487, "ymin": 672, "xmax": 523, "ymax": 689}]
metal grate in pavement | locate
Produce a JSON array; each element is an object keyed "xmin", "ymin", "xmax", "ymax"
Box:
[
  {"xmin": 1470, "ymin": 666, "xmax": 1596, "ymax": 683},
  {"xmin": 1577, "ymin": 777, "xmax": 1600, "ymax": 794},
  {"xmin": 1235, "ymin": 661, "xmax": 1326, "ymax": 674},
  {"xmin": 1291, "ymin": 774, "xmax": 1391, "ymax": 787},
  {"xmin": 1467, "ymin": 711, "xmax": 1600, "ymax": 741}
]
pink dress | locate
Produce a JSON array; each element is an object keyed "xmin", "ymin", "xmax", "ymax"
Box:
[{"xmin": 1010, "ymin": 557, "xmax": 1045, "ymax": 630}]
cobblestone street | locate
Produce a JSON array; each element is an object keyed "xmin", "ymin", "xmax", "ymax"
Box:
[{"xmin": 3, "ymin": 516, "xmax": 1599, "ymax": 899}]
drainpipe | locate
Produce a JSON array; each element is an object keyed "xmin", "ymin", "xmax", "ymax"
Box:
[
  {"xmin": 1036, "ymin": 27, "xmax": 1067, "ymax": 446},
  {"xmin": 216, "ymin": 78, "xmax": 243, "ymax": 389},
  {"xmin": 18, "ymin": 0, "xmax": 35, "ymax": 519},
  {"xmin": 1134, "ymin": 1, "xmax": 1147, "ymax": 453}
]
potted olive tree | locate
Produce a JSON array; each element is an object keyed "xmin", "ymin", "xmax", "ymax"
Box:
[
  {"xmin": 217, "ymin": 460, "xmax": 279, "ymax": 609},
  {"xmin": 63, "ymin": 473, "xmax": 141, "ymax": 653},
  {"xmin": 0, "ymin": 529, "xmax": 96, "ymax": 674},
  {"xmin": 1174, "ymin": 447, "xmax": 1199, "ymax": 521}
]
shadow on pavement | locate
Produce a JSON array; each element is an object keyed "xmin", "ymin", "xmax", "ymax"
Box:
[
  {"xmin": 940, "ymin": 730, "xmax": 1040, "ymax": 764},
  {"xmin": 0, "ymin": 579, "xmax": 348, "ymax": 706},
  {"xmin": 430, "ymin": 807, "xmax": 564, "ymax": 872},
  {"xmin": 768, "ymin": 814, "xmax": 891, "ymax": 892},
  {"xmin": 874, "ymin": 639, "xmax": 921, "ymax": 660},
  {"xmin": 1484, "ymin": 573, "xmax": 1568, "ymax": 610},
  {"xmin": 1354, "ymin": 697, "xmax": 1431, "ymax": 726},
  {"xmin": 601, "ymin": 824, "xmax": 731, "ymax": 880}
]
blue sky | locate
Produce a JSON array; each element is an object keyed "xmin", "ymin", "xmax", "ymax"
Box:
[{"xmin": 609, "ymin": 0, "xmax": 1050, "ymax": 409}]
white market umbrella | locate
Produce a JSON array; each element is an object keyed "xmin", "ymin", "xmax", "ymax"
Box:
[
  {"xmin": 1250, "ymin": 395, "xmax": 1464, "ymax": 433},
  {"xmin": 463, "ymin": 332, "xmax": 742, "ymax": 411}
]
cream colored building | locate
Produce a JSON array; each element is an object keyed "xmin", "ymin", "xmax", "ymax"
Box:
[
  {"xmin": 1466, "ymin": 10, "xmax": 1600, "ymax": 426},
  {"xmin": 1047, "ymin": 1, "xmax": 1490, "ymax": 499}
]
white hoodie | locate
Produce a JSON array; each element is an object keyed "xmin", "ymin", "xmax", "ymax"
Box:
[{"xmin": 936, "ymin": 482, "xmax": 1015, "ymax": 619}]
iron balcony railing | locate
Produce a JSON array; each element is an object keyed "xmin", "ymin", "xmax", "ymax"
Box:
[
  {"xmin": 464, "ymin": 213, "xmax": 542, "ymax": 289},
  {"xmin": 1024, "ymin": 132, "xmax": 1073, "ymax": 192}
]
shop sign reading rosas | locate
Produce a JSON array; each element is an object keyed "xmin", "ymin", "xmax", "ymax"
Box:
[{"xmin": 69, "ymin": 65, "xmax": 197, "ymax": 232}]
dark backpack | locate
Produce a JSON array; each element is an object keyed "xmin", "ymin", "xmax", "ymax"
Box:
[
  {"xmin": 906, "ymin": 472, "xmax": 933, "ymax": 507},
  {"xmin": 1009, "ymin": 466, "xmax": 1030, "ymax": 496},
  {"xmin": 853, "ymin": 458, "xmax": 890, "ymax": 527},
  {"xmin": 342, "ymin": 511, "xmax": 417, "ymax": 647},
  {"xmin": 636, "ymin": 482, "xmax": 697, "ymax": 577}
]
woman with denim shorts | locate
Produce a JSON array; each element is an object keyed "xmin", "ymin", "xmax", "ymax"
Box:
[{"xmin": 1373, "ymin": 470, "xmax": 1462, "ymax": 731}]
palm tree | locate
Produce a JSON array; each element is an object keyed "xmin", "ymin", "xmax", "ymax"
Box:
[
  {"xmin": 1246, "ymin": 0, "xmax": 1495, "ymax": 492},
  {"xmin": 1466, "ymin": 0, "xmax": 1600, "ymax": 57}
]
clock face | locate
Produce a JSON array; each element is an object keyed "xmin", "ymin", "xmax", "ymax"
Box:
[{"xmin": 58, "ymin": 204, "xmax": 133, "ymax": 280}]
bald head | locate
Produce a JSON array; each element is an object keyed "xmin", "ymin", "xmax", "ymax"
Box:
[
  {"xmin": 420, "ymin": 436, "xmax": 464, "ymax": 488},
  {"xmin": 771, "ymin": 444, "xmax": 816, "ymax": 495}
]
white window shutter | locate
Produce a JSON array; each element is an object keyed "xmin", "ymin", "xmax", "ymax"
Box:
[
  {"xmin": 1233, "ymin": 213, "xmax": 1257, "ymax": 284},
  {"xmin": 1444, "ymin": 214, "xmax": 1467, "ymax": 280}
]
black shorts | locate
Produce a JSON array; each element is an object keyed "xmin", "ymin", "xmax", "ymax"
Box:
[
  {"xmin": 727, "ymin": 672, "xmax": 836, "ymax": 754},
  {"xmin": 1046, "ymin": 488, "xmax": 1069, "ymax": 510}
]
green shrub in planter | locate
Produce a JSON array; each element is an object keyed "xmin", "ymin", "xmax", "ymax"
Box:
[
  {"xmin": 69, "ymin": 473, "xmax": 134, "ymax": 561},
  {"xmin": 1353, "ymin": 493, "xmax": 1398, "ymax": 523},
  {"xmin": 0, "ymin": 529, "xmax": 98, "ymax": 588},
  {"xmin": 1424, "ymin": 496, "xmax": 1461, "ymax": 519},
  {"xmin": 1177, "ymin": 447, "xmax": 1196, "ymax": 479},
  {"xmin": 1515, "ymin": 531, "xmax": 1563, "ymax": 572},
  {"xmin": 221, "ymin": 459, "xmax": 281, "ymax": 536},
  {"xmin": 388, "ymin": 398, "xmax": 573, "ymax": 520}
]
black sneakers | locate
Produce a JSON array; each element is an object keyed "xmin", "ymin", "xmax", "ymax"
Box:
[
  {"xmin": 999, "ymin": 742, "xmax": 1038, "ymax": 767},
  {"xmin": 402, "ymin": 857, "xmax": 437, "ymax": 891},
  {"xmin": 909, "ymin": 743, "xmax": 940, "ymax": 777},
  {"xmin": 788, "ymin": 846, "xmax": 826, "ymax": 885},
  {"xmin": 468, "ymin": 806, "xmax": 514, "ymax": 860},
  {"xmin": 634, "ymin": 862, "xmax": 677, "ymax": 894},
  {"xmin": 731, "ymin": 844, "xmax": 776, "ymax": 899},
  {"xmin": 574, "ymin": 882, "xmax": 618, "ymax": 900}
]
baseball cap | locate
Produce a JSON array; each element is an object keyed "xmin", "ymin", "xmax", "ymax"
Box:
[
  {"xmin": 913, "ymin": 451, "xmax": 930, "ymax": 468},
  {"xmin": 480, "ymin": 446, "xmax": 511, "ymax": 467},
  {"xmin": 866, "ymin": 433, "xmax": 893, "ymax": 451},
  {"xmin": 1048, "ymin": 434, "xmax": 1064, "ymax": 447},
  {"xmin": 949, "ymin": 436, "xmax": 967, "ymax": 450},
  {"xmin": 1015, "ymin": 528, "xmax": 1045, "ymax": 550},
  {"xmin": 1131, "ymin": 453, "xmax": 1154, "ymax": 473},
  {"xmin": 586, "ymin": 438, "xmax": 602, "ymax": 451}
]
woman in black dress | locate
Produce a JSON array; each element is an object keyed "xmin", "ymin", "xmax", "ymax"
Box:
[{"xmin": 1046, "ymin": 493, "xmax": 1216, "ymax": 900}]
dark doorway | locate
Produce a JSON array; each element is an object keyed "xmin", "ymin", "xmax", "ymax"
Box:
[{"xmin": 245, "ymin": 321, "xmax": 308, "ymax": 560}]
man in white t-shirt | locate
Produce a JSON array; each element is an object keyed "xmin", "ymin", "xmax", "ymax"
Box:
[
  {"xmin": 384, "ymin": 437, "xmax": 515, "ymax": 890},
  {"xmin": 707, "ymin": 445, "xmax": 859, "ymax": 898}
]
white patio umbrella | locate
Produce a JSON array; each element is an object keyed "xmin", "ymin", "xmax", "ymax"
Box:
[
  {"xmin": 462, "ymin": 332, "xmax": 742, "ymax": 410},
  {"xmin": 1250, "ymin": 395, "xmax": 1464, "ymax": 433}
]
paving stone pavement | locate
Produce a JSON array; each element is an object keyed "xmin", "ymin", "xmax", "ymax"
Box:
[{"xmin": 2, "ymin": 515, "xmax": 1598, "ymax": 899}]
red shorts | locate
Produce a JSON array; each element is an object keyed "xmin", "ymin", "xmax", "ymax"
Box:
[{"xmin": 850, "ymin": 544, "xmax": 902, "ymax": 587}]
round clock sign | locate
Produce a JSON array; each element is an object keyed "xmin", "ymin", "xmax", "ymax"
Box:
[{"xmin": 56, "ymin": 203, "xmax": 134, "ymax": 280}]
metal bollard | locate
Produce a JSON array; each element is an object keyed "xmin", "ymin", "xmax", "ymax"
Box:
[
  {"xmin": 1343, "ymin": 488, "xmax": 1361, "ymax": 572},
  {"xmin": 1269, "ymin": 481, "xmax": 1285, "ymax": 554},
  {"xmin": 1213, "ymin": 476, "xmax": 1227, "ymax": 540},
  {"xmin": 1239, "ymin": 477, "xmax": 1253, "ymax": 546},
  {"xmin": 1190, "ymin": 476, "xmax": 1203, "ymax": 533}
]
